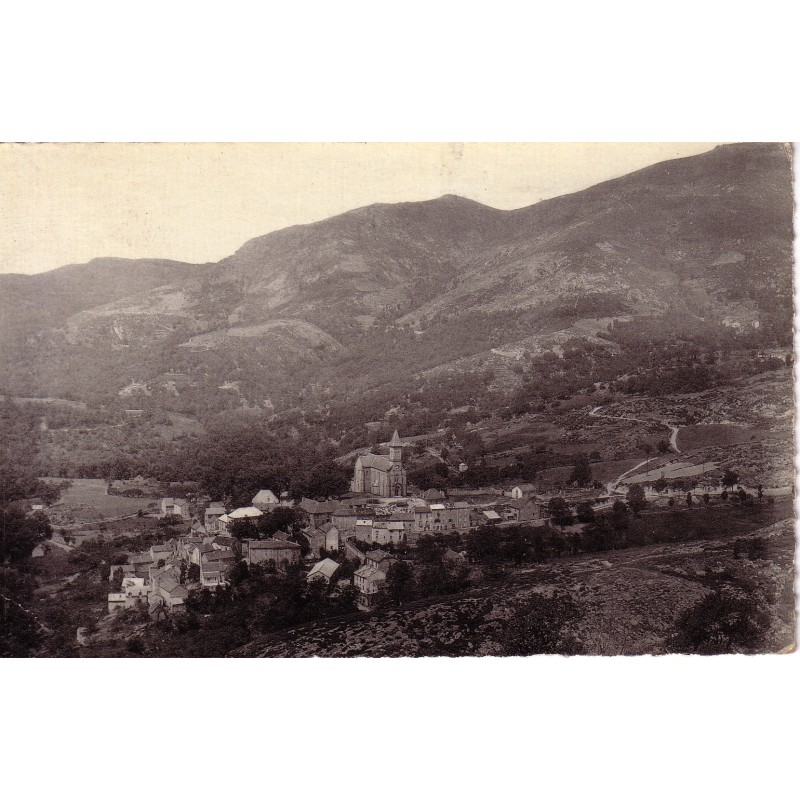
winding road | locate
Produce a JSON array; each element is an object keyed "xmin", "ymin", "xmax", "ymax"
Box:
[
  {"xmin": 588, "ymin": 405, "xmax": 681, "ymax": 454},
  {"xmin": 588, "ymin": 405, "xmax": 682, "ymax": 496}
]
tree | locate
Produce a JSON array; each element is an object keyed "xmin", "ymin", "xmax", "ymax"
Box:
[
  {"xmin": 626, "ymin": 484, "xmax": 647, "ymax": 516},
  {"xmin": 575, "ymin": 502, "xmax": 595, "ymax": 524},
  {"xmin": 187, "ymin": 563, "xmax": 200, "ymax": 583},
  {"xmin": 568, "ymin": 454, "xmax": 592, "ymax": 487},
  {"xmin": 0, "ymin": 508, "xmax": 52, "ymax": 564},
  {"xmin": 257, "ymin": 506, "xmax": 301, "ymax": 538},
  {"xmin": 686, "ymin": 492, "xmax": 693, "ymax": 508},
  {"xmin": 667, "ymin": 589, "xmax": 770, "ymax": 654},
  {"xmin": 737, "ymin": 488, "xmax": 748, "ymax": 504},
  {"xmin": 721, "ymin": 468, "xmax": 739, "ymax": 489},
  {"xmin": 415, "ymin": 536, "xmax": 445, "ymax": 565},
  {"xmin": 229, "ymin": 518, "xmax": 259, "ymax": 541},
  {"xmin": 702, "ymin": 493, "xmax": 710, "ymax": 505},
  {"xmin": 652, "ymin": 476, "xmax": 668, "ymax": 494},
  {"xmin": 227, "ymin": 560, "xmax": 250, "ymax": 587},
  {"xmin": 111, "ymin": 567, "xmax": 125, "ymax": 591},
  {"xmin": 547, "ymin": 497, "xmax": 573, "ymax": 529},
  {"xmin": 383, "ymin": 561, "xmax": 416, "ymax": 607},
  {"xmin": 0, "ymin": 568, "xmax": 41, "ymax": 656},
  {"xmin": 610, "ymin": 499, "xmax": 629, "ymax": 531},
  {"xmin": 466, "ymin": 526, "xmax": 501, "ymax": 564},
  {"xmin": 657, "ymin": 439, "xmax": 671, "ymax": 454},
  {"xmin": 503, "ymin": 527, "xmax": 531, "ymax": 566}
]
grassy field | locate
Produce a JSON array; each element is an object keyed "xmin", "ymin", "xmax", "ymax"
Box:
[
  {"xmin": 44, "ymin": 478, "xmax": 157, "ymax": 522},
  {"xmin": 677, "ymin": 423, "xmax": 771, "ymax": 451}
]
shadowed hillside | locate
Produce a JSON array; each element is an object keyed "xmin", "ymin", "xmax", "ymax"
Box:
[{"xmin": 0, "ymin": 143, "xmax": 792, "ymax": 417}]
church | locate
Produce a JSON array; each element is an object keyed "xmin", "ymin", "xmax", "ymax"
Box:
[{"xmin": 351, "ymin": 430, "xmax": 407, "ymax": 498}]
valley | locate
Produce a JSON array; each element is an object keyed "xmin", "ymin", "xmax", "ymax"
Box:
[{"xmin": 0, "ymin": 142, "xmax": 794, "ymax": 660}]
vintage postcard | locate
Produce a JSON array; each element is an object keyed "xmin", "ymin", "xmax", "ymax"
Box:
[{"xmin": 0, "ymin": 142, "xmax": 794, "ymax": 657}]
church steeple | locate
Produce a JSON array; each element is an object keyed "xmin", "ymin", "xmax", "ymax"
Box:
[{"xmin": 389, "ymin": 430, "xmax": 403, "ymax": 463}]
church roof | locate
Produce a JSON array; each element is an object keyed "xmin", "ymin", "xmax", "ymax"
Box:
[
  {"xmin": 357, "ymin": 453, "xmax": 394, "ymax": 472},
  {"xmin": 389, "ymin": 430, "xmax": 403, "ymax": 447}
]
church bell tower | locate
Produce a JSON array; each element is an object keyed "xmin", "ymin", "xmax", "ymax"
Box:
[{"xmin": 389, "ymin": 430, "xmax": 403, "ymax": 464}]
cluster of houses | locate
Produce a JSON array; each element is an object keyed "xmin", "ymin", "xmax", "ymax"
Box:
[
  {"xmin": 109, "ymin": 484, "xmax": 554, "ymax": 614},
  {"xmin": 106, "ymin": 520, "xmax": 306, "ymax": 615},
  {"xmin": 108, "ymin": 433, "xmax": 609, "ymax": 614}
]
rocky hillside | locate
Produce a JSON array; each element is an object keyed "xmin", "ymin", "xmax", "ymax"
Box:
[
  {"xmin": 0, "ymin": 143, "xmax": 792, "ymax": 408},
  {"xmin": 233, "ymin": 517, "xmax": 795, "ymax": 657}
]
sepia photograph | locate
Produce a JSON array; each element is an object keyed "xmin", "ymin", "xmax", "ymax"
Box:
[
  {"xmin": 1, "ymin": 141, "xmax": 795, "ymax": 659},
  {"xmin": 2, "ymin": 5, "xmax": 798, "ymax": 800}
]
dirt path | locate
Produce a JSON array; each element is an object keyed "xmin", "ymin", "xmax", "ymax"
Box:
[
  {"xmin": 606, "ymin": 458, "xmax": 651, "ymax": 495},
  {"xmin": 588, "ymin": 405, "xmax": 682, "ymax": 454},
  {"xmin": 588, "ymin": 405, "xmax": 684, "ymax": 494}
]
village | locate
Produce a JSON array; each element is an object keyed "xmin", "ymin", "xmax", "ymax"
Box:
[
  {"xmin": 104, "ymin": 431, "xmax": 555, "ymax": 615},
  {"xmin": 101, "ymin": 427, "xmax": 765, "ymax": 618}
]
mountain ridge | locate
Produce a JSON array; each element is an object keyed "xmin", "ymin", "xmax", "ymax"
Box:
[{"xmin": 0, "ymin": 142, "xmax": 792, "ymax": 411}]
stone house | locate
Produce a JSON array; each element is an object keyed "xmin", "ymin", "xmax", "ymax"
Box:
[{"xmin": 243, "ymin": 539, "xmax": 302, "ymax": 570}]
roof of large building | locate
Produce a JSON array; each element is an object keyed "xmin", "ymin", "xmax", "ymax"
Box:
[
  {"xmin": 332, "ymin": 507, "xmax": 358, "ymax": 517},
  {"xmin": 422, "ymin": 488, "xmax": 445, "ymax": 501},
  {"xmin": 299, "ymin": 498, "xmax": 340, "ymax": 514},
  {"xmin": 228, "ymin": 506, "xmax": 263, "ymax": 519},
  {"xmin": 252, "ymin": 489, "xmax": 280, "ymax": 505},
  {"xmin": 248, "ymin": 538, "xmax": 302, "ymax": 550},
  {"xmin": 356, "ymin": 454, "xmax": 394, "ymax": 472},
  {"xmin": 203, "ymin": 549, "xmax": 237, "ymax": 563},
  {"xmin": 206, "ymin": 502, "xmax": 226, "ymax": 512},
  {"xmin": 365, "ymin": 549, "xmax": 394, "ymax": 564},
  {"xmin": 159, "ymin": 576, "xmax": 188, "ymax": 596},
  {"xmin": 354, "ymin": 564, "xmax": 386, "ymax": 581},
  {"xmin": 507, "ymin": 498, "xmax": 537, "ymax": 509},
  {"xmin": 307, "ymin": 558, "xmax": 340, "ymax": 580}
]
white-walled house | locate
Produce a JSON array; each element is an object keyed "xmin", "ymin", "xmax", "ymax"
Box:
[
  {"xmin": 252, "ymin": 489, "xmax": 280, "ymax": 511},
  {"xmin": 160, "ymin": 497, "xmax": 190, "ymax": 519}
]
